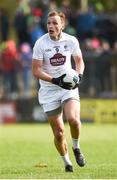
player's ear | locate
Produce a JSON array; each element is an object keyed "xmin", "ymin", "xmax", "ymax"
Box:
[{"xmin": 61, "ymin": 25, "xmax": 64, "ymax": 30}]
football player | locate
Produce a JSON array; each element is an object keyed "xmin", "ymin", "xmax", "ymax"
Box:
[{"xmin": 32, "ymin": 11, "xmax": 85, "ymax": 172}]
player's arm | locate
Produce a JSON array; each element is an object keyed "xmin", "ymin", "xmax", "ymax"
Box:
[
  {"xmin": 73, "ymin": 55, "xmax": 85, "ymax": 75},
  {"xmin": 71, "ymin": 37, "xmax": 85, "ymax": 85},
  {"xmin": 32, "ymin": 59, "xmax": 52, "ymax": 82},
  {"xmin": 72, "ymin": 54, "xmax": 85, "ymax": 85}
]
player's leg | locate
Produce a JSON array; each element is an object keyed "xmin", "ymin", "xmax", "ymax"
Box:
[
  {"xmin": 39, "ymin": 88, "xmax": 73, "ymax": 171},
  {"xmin": 63, "ymin": 99, "xmax": 85, "ymax": 167},
  {"xmin": 64, "ymin": 99, "xmax": 81, "ymax": 139},
  {"xmin": 47, "ymin": 110, "xmax": 73, "ymax": 172}
]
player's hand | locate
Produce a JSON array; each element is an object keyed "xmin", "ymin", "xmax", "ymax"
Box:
[
  {"xmin": 73, "ymin": 74, "xmax": 83, "ymax": 89},
  {"xmin": 52, "ymin": 74, "xmax": 73, "ymax": 90}
]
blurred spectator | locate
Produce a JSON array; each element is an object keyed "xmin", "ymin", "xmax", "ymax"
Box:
[
  {"xmin": 64, "ymin": 18, "xmax": 77, "ymax": 36},
  {"xmin": 92, "ymin": 15, "xmax": 117, "ymax": 48},
  {"xmin": 14, "ymin": 9, "xmax": 30, "ymax": 46},
  {"xmin": 0, "ymin": 42, "xmax": 5, "ymax": 98},
  {"xmin": 60, "ymin": 0, "xmax": 76, "ymax": 27},
  {"xmin": 31, "ymin": 7, "xmax": 43, "ymax": 18},
  {"xmin": 48, "ymin": 0, "xmax": 58, "ymax": 11},
  {"xmin": 19, "ymin": 43, "xmax": 33, "ymax": 97},
  {"xmin": 113, "ymin": 41, "xmax": 117, "ymax": 52},
  {"xmin": 96, "ymin": 40, "xmax": 112, "ymax": 93},
  {"xmin": 29, "ymin": 22, "xmax": 45, "ymax": 47},
  {"xmin": 28, "ymin": 7, "xmax": 45, "ymax": 47},
  {"xmin": 0, "ymin": 40, "xmax": 19, "ymax": 98},
  {"xmin": 84, "ymin": 37, "xmax": 101, "ymax": 51},
  {"xmin": 18, "ymin": 0, "xmax": 31, "ymax": 15},
  {"xmin": 0, "ymin": 8, "xmax": 9, "ymax": 41},
  {"xmin": 30, "ymin": 0, "xmax": 49, "ymax": 10},
  {"xmin": 76, "ymin": 8, "xmax": 97, "ymax": 42}
]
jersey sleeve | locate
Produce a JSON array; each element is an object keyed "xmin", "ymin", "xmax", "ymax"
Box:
[
  {"xmin": 71, "ymin": 37, "xmax": 82, "ymax": 57},
  {"xmin": 32, "ymin": 39, "xmax": 44, "ymax": 60}
]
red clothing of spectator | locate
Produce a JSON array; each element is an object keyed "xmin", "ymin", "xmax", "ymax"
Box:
[
  {"xmin": 1, "ymin": 40, "xmax": 19, "ymax": 72},
  {"xmin": 32, "ymin": 8, "xmax": 43, "ymax": 17},
  {"xmin": 0, "ymin": 40, "xmax": 19, "ymax": 95}
]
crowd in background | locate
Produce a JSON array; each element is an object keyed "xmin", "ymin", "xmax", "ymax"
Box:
[{"xmin": 0, "ymin": 0, "xmax": 117, "ymax": 99}]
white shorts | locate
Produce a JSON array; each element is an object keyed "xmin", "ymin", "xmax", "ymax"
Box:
[{"xmin": 38, "ymin": 86, "xmax": 80, "ymax": 114}]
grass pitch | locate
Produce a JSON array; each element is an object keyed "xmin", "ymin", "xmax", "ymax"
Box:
[{"xmin": 0, "ymin": 123, "xmax": 117, "ymax": 179}]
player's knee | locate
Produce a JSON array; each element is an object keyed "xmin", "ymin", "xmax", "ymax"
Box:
[
  {"xmin": 55, "ymin": 128, "xmax": 64, "ymax": 142},
  {"xmin": 68, "ymin": 116, "xmax": 81, "ymax": 128}
]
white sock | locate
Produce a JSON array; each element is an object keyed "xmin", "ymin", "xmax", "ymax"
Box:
[
  {"xmin": 61, "ymin": 153, "xmax": 72, "ymax": 166},
  {"xmin": 72, "ymin": 138, "xmax": 80, "ymax": 149}
]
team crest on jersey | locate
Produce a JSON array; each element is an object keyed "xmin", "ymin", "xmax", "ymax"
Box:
[
  {"xmin": 50, "ymin": 53, "xmax": 66, "ymax": 66},
  {"xmin": 64, "ymin": 44, "xmax": 69, "ymax": 51},
  {"xmin": 54, "ymin": 46, "xmax": 60, "ymax": 53}
]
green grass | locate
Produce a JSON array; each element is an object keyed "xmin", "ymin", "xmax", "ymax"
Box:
[{"xmin": 0, "ymin": 123, "xmax": 117, "ymax": 179}]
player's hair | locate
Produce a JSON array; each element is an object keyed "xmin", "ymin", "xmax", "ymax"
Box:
[{"xmin": 48, "ymin": 11, "xmax": 66, "ymax": 28}]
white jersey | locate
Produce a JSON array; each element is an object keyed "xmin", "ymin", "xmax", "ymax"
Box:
[{"xmin": 32, "ymin": 32, "xmax": 82, "ymax": 88}]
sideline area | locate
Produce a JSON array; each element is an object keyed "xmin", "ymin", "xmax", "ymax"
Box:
[{"xmin": 0, "ymin": 98, "xmax": 117, "ymax": 124}]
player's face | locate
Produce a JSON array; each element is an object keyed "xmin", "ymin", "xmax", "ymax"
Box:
[{"xmin": 47, "ymin": 15, "xmax": 63, "ymax": 40}]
